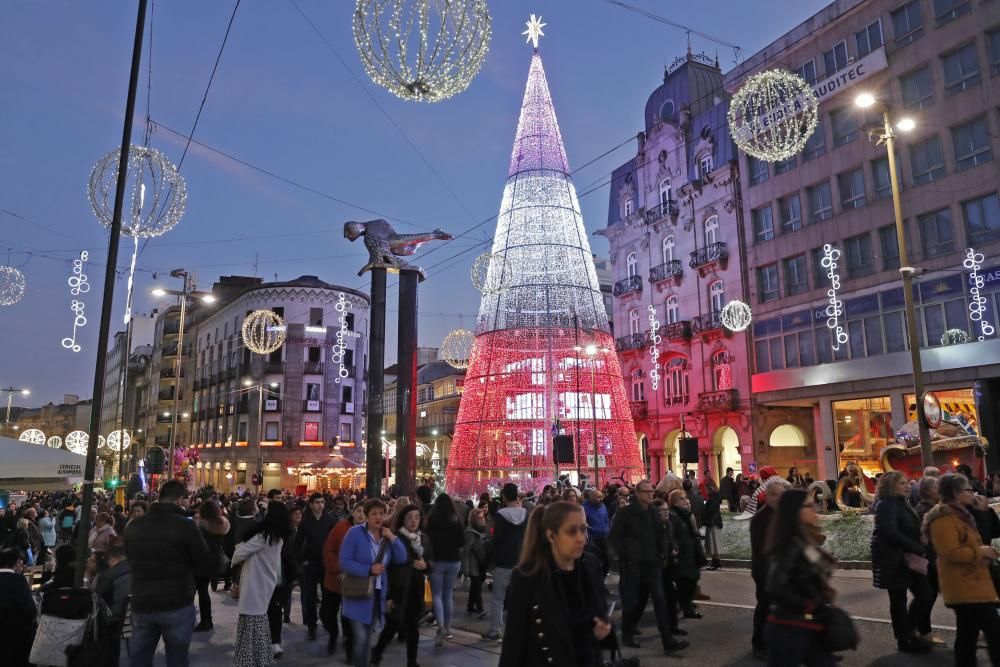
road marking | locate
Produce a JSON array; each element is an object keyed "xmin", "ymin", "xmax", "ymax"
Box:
[{"xmin": 695, "ymin": 600, "xmax": 957, "ymax": 632}]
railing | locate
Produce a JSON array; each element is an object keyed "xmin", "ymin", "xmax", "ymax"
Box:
[
  {"xmin": 697, "ymin": 388, "xmax": 737, "ymax": 412},
  {"xmin": 649, "ymin": 260, "xmax": 683, "ymax": 284},
  {"xmin": 689, "ymin": 242, "xmax": 729, "ymax": 269},
  {"xmin": 662, "ymin": 321, "xmax": 691, "ymax": 340},
  {"xmin": 303, "ymin": 361, "xmax": 324, "ymax": 375},
  {"xmin": 691, "ymin": 311, "xmax": 724, "ymax": 334},
  {"xmin": 161, "ymin": 345, "xmax": 177, "ymax": 357},
  {"xmin": 645, "ymin": 200, "xmax": 679, "ymax": 224},
  {"xmin": 157, "ymin": 390, "xmax": 175, "ymax": 401},
  {"xmin": 615, "ymin": 333, "xmax": 647, "ymax": 352},
  {"xmin": 159, "ymin": 368, "xmax": 176, "ymax": 379},
  {"xmin": 162, "ymin": 323, "xmax": 180, "ymax": 336},
  {"xmin": 156, "ymin": 414, "xmax": 172, "ymax": 423},
  {"xmin": 630, "ymin": 400, "xmax": 648, "ymax": 420},
  {"xmin": 612, "ymin": 275, "xmax": 643, "ymax": 297}
]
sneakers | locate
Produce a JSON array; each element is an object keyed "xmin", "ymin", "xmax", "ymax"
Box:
[
  {"xmin": 271, "ymin": 644, "xmax": 284, "ymax": 659},
  {"xmin": 193, "ymin": 620, "xmax": 213, "ymax": 632},
  {"xmin": 443, "ymin": 628, "xmax": 454, "ymax": 639},
  {"xmin": 919, "ymin": 633, "xmax": 947, "ymax": 647},
  {"xmin": 481, "ymin": 630, "xmax": 501, "ymax": 641}
]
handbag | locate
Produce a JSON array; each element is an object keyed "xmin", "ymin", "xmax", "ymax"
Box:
[
  {"xmin": 903, "ymin": 553, "xmax": 929, "ymax": 576},
  {"xmin": 217, "ymin": 550, "xmax": 230, "ymax": 576},
  {"xmin": 30, "ymin": 588, "xmax": 96, "ymax": 667},
  {"xmin": 342, "ymin": 539, "xmax": 389, "ymax": 601},
  {"xmin": 815, "ymin": 604, "xmax": 858, "ymax": 653}
]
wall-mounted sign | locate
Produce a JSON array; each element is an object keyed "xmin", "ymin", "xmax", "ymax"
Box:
[
  {"xmin": 810, "ymin": 47, "xmax": 888, "ymax": 105},
  {"xmin": 821, "ymin": 244, "xmax": 848, "ymax": 351},
  {"xmin": 265, "ymin": 399, "xmax": 278, "ymax": 411},
  {"xmin": 306, "ymin": 400, "xmax": 320, "ymax": 412},
  {"xmin": 964, "ymin": 247, "xmax": 995, "ymax": 341}
]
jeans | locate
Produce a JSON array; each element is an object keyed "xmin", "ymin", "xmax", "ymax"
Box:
[
  {"xmin": 300, "ymin": 564, "xmax": 328, "ymax": 630},
  {"xmin": 350, "ymin": 617, "xmax": 377, "ymax": 667},
  {"xmin": 129, "ymin": 604, "xmax": 196, "ymax": 667},
  {"xmin": 620, "ymin": 562, "xmax": 670, "ymax": 648},
  {"xmin": 764, "ymin": 622, "xmax": 836, "ymax": 667},
  {"xmin": 886, "ymin": 575, "xmax": 932, "ymax": 643},
  {"xmin": 953, "ymin": 603, "xmax": 1000, "ymax": 667},
  {"xmin": 487, "ymin": 567, "xmax": 513, "ymax": 635},
  {"xmin": 429, "ymin": 560, "xmax": 461, "ymax": 631}
]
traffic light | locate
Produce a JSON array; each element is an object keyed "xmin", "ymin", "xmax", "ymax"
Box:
[{"xmin": 104, "ymin": 478, "xmax": 119, "ymax": 491}]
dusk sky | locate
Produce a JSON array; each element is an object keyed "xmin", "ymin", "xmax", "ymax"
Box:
[{"xmin": 1, "ymin": 0, "xmax": 829, "ymax": 406}]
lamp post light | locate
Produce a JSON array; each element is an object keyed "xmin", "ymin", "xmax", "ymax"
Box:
[
  {"xmin": 2, "ymin": 387, "xmax": 30, "ymax": 430},
  {"xmin": 855, "ymin": 93, "xmax": 932, "ymax": 466},
  {"xmin": 151, "ymin": 272, "xmax": 215, "ymax": 479}
]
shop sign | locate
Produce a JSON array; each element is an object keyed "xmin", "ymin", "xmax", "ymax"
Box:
[
  {"xmin": 967, "ymin": 264, "xmax": 1000, "ymax": 291},
  {"xmin": 811, "ymin": 47, "xmax": 888, "ymax": 105}
]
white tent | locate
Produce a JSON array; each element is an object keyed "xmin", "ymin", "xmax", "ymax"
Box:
[{"xmin": 0, "ymin": 436, "xmax": 86, "ymax": 490}]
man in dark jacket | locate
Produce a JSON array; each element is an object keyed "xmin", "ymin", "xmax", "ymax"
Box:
[
  {"xmin": 295, "ymin": 492, "xmax": 336, "ymax": 641},
  {"xmin": 125, "ymin": 480, "xmax": 214, "ymax": 667},
  {"xmin": 719, "ymin": 467, "xmax": 736, "ymax": 511},
  {"xmin": 482, "ymin": 483, "xmax": 528, "ymax": 641},
  {"xmin": 749, "ymin": 478, "xmax": 789, "ymax": 660},
  {"xmin": 96, "ymin": 543, "xmax": 131, "ymax": 667},
  {"xmin": 610, "ymin": 480, "xmax": 688, "ymax": 654},
  {"xmin": 0, "ymin": 547, "xmax": 35, "ymax": 667}
]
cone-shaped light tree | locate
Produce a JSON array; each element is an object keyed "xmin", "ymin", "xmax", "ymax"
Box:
[{"xmin": 445, "ymin": 20, "xmax": 645, "ymax": 495}]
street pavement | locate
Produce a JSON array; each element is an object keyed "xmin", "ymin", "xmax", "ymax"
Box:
[{"xmin": 133, "ymin": 567, "xmax": 978, "ymax": 666}]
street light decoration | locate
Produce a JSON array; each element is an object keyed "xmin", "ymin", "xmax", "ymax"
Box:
[
  {"xmin": 941, "ymin": 328, "xmax": 970, "ymax": 345},
  {"xmin": 47, "ymin": 436, "xmax": 63, "ymax": 449},
  {"xmin": 720, "ymin": 299, "xmax": 753, "ymax": 333},
  {"xmin": 441, "ymin": 329, "xmax": 475, "ymax": 369},
  {"xmin": 65, "ymin": 430, "xmax": 89, "ymax": 455},
  {"xmin": 0, "ymin": 266, "xmax": 26, "ymax": 306},
  {"xmin": 241, "ymin": 309, "xmax": 286, "ymax": 355},
  {"xmin": 471, "ymin": 252, "xmax": 511, "ymax": 295},
  {"xmin": 353, "ymin": 0, "xmax": 492, "ymax": 103},
  {"xmin": 88, "ymin": 145, "xmax": 187, "ymax": 238},
  {"xmin": 18, "ymin": 428, "xmax": 46, "ymax": 445},
  {"xmin": 105, "ymin": 430, "xmax": 131, "ymax": 453},
  {"xmin": 728, "ymin": 69, "xmax": 819, "ymax": 162}
]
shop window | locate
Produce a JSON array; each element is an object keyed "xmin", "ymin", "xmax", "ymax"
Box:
[
  {"xmin": 904, "ymin": 388, "xmax": 979, "ymax": 432},
  {"xmin": 770, "ymin": 424, "xmax": 807, "ymax": 447},
  {"xmin": 304, "ymin": 422, "xmax": 320, "ymax": 441},
  {"xmin": 833, "ymin": 396, "xmax": 892, "ymax": 473}
]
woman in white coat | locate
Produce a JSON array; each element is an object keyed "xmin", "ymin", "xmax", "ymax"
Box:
[{"xmin": 232, "ymin": 501, "xmax": 292, "ymax": 666}]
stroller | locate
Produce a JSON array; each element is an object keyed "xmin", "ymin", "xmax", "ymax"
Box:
[{"xmin": 29, "ymin": 587, "xmax": 112, "ymax": 667}]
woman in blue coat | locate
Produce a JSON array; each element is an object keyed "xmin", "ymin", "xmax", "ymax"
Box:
[{"xmin": 340, "ymin": 498, "xmax": 408, "ymax": 667}]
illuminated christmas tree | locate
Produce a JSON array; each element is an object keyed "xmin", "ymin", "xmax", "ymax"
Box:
[{"xmin": 445, "ymin": 18, "xmax": 645, "ymax": 495}]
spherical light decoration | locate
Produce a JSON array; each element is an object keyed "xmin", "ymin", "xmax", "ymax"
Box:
[
  {"xmin": 728, "ymin": 69, "xmax": 819, "ymax": 162},
  {"xmin": 941, "ymin": 328, "xmax": 970, "ymax": 345},
  {"xmin": 241, "ymin": 309, "xmax": 286, "ymax": 355},
  {"xmin": 441, "ymin": 329, "xmax": 475, "ymax": 369},
  {"xmin": 18, "ymin": 428, "xmax": 46, "ymax": 445},
  {"xmin": 0, "ymin": 266, "xmax": 26, "ymax": 306},
  {"xmin": 105, "ymin": 430, "xmax": 131, "ymax": 452},
  {"xmin": 46, "ymin": 436, "xmax": 63, "ymax": 449},
  {"xmin": 65, "ymin": 430, "xmax": 89, "ymax": 455},
  {"xmin": 88, "ymin": 144, "xmax": 187, "ymax": 238},
  {"xmin": 721, "ymin": 299, "xmax": 753, "ymax": 332},
  {"xmin": 471, "ymin": 252, "xmax": 512, "ymax": 295},
  {"xmin": 353, "ymin": 0, "xmax": 492, "ymax": 103}
]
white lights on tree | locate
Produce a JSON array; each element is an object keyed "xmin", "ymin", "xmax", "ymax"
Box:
[
  {"xmin": 941, "ymin": 328, "xmax": 970, "ymax": 345},
  {"xmin": 88, "ymin": 145, "xmax": 187, "ymax": 238},
  {"xmin": 471, "ymin": 252, "xmax": 512, "ymax": 295},
  {"xmin": 47, "ymin": 435, "xmax": 63, "ymax": 449},
  {"xmin": 964, "ymin": 247, "xmax": 995, "ymax": 341},
  {"xmin": 821, "ymin": 244, "xmax": 848, "ymax": 351},
  {"xmin": 0, "ymin": 265, "xmax": 26, "ymax": 306},
  {"xmin": 728, "ymin": 69, "xmax": 819, "ymax": 162},
  {"xmin": 241, "ymin": 310, "xmax": 286, "ymax": 355},
  {"xmin": 332, "ymin": 293, "xmax": 361, "ymax": 384},
  {"xmin": 720, "ymin": 299, "xmax": 753, "ymax": 332},
  {"xmin": 18, "ymin": 428, "xmax": 46, "ymax": 445},
  {"xmin": 441, "ymin": 329, "xmax": 475, "ymax": 369},
  {"xmin": 65, "ymin": 430, "xmax": 89, "ymax": 455},
  {"xmin": 106, "ymin": 430, "xmax": 131, "ymax": 453},
  {"xmin": 353, "ymin": 0, "xmax": 491, "ymax": 102},
  {"xmin": 647, "ymin": 305, "xmax": 661, "ymax": 391}
]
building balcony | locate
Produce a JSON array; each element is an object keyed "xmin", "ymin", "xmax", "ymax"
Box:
[
  {"xmin": 157, "ymin": 390, "xmax": 175, "ymax": 402},
  {"xmin": 691, "ymin": 311, "xmax": 725, "ymax": 335},
  {"xmin": 156, "ymin": 413, "xmax": 173, "ymax": 423},
  {"xmin": 162, "ymin": 323, "xmax": 180, "ymax": 336},
  {"xmin": 612, "ymin": 275, "xmax": 643, "ymax": 298},
  {"xmin": 304, "ymin": 361, "xmax": 324, "ymax": 375},
  {"xmin": 649, "ymin": 260, "xmax": 683, "ymax": 285},
  {"xmin": 645, "ymin": 199, "xmax": 678, "ymax": 224},
  {"xmin": 688, "ymin": 242, "xmax": 729, "ymax": 273},
  {"xmin": 630, "ymin": 400, "xmax": 647, "ymax": 421},
  {"xmin": 159, "ymin": 368, "xmax": 176, "ymax": 379},
  {"xmin": 615, "ymin": 333, "xmax": 647, "ymax": 352},
  {"xmin": 697, "ymin": 388, "xmax": 737, "ymax": 412},
  {"xmin": 161, "ymin": 345, "xmax": 177, "ymax": 358},
  {"xmin": 192, "ymin": 378, "xmax": 202, "ymax": 391},
  {"xmin": 662, "ymin": 321, "xmax": 692, "ymax": 341}
]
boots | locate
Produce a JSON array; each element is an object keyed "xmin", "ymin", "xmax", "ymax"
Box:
[{"xmin": 707, "ymin": 557, "xmax": 722, "ymax": 571}]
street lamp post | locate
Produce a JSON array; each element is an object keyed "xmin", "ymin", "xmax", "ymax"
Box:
[
  {"xmin": 244, "ymin": 379, "xmax": 278, "ymax": 492},
  {"xmin": 2, "ymin": 387, "xmax": 30, "ymax": 429},
  {"xmin": 856, "ymin": 94, "xmax": 932, "ymax": 467}
]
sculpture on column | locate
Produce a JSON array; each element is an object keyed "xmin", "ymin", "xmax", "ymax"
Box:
[{"xmin": 344, "ymin": 220, "xmax": 453, "ymax": 276}]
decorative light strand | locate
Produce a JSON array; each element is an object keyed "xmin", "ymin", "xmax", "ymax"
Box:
[
  {"xmin": 964, "ymin": 247, "xmax": 995, "ymax": 341},
  {"xmin": 821, "ymin": 244, "xmax": 848, "ymax": 351},
  {"xmin": 441, "ymin": 329, "xmax": 475, "ymax": 369},
  {"xmin": 472, "ymin": 252, "xmax": 512, "ymax": 295},
  {"xmin": 105, "ymin": 430, "xmax": 131, "ymax": 453},
  {"xmin": 647, "ymin": 304, "xmax": 661, "ymax": 392},
  {"xmin": 62, "ymin": 299, "xmax": 87, "ymax": 353},
  {"xmin": 332, "ymin": 293, "xmax": 361, "ymax": 384},
  {"xmin": 61, "ymin": 250, "xmax": 89, "ymax": 353},
  {"xmin": 65, "ymin": 430, "xmax": 88, "ymax": 455},
  {"xmin": 721, "ymin": 299, "xmax": 752, "ymax": 332},
  {"xmin": 46, "ymin": 436, "xmax": 63, "ymax": 449},
  {"xmin": 728, "ymin": 69, "xmax": 819, "ymax": 163},
  {"xmin": 18, "ymin": 428, "xmax": 46, "ymax": 445},
  {"xmin": 0, "ymin": 265, "xmax": 26, "ymax": 306},
  {"xmin": 241, "ymin": 310, "xmax": 286, "ymax": 355},
  {"xmin": 353, "ymin": 0, "xmax": 491, "ymax": 103}
]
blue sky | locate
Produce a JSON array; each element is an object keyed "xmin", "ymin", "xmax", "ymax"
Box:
[{"xmin": 0, "ymin": 0, "xmax": 829, "ymax": 405}]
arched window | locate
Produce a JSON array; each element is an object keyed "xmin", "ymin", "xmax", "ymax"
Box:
[
  {"xmin": 705, "ymin": 215, "xmax": 720, "ymax": 245},
  {"xmin": 659, "ymin": 179, "xmax": 672, "ymax": 205},
  {"xmin": 662, "ymin": 235, "xmax": 675, "ymax": 264},
  {"xmin": 631, "ymin": 368, "xmax": 645, "ymax": 402},
  {"xmin": 710, "ymin": 280, "xmax": 725, "ymax": 313},
  {"xmin": 626, "ymin": 252, "xmax": 638, "ymax": 278},
  {"xmin": 664, "ymin": 358, "xmax": 689, "ymax": 405},
  {"xmin": 629, "ymin": 308, "xmax": 641, "ymax": 335},
  {"xmin": 699, "ymin": 153, "xmax": 714, "ymax": 178},
  {"xmin": 770, "ymin": 424, "xmax": 807, "ymax": 447},
  {"xmin": 622, "ymin": 197, "xmax": 634, "ymax": 220},
  {"xmin": 712, "ymin": 350, "xmax": 733, "ymax": 391},
  {"xmin": 666, "ymin": 295, "xmax": 679, "ymax": 324}
]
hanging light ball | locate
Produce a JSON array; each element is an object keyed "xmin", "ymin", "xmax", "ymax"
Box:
[
  {"xmin": 0, "ymin": 266, "xmax": 27, "ymax": 306},
  {"xmin": 941, "ymin": 328, "xmax": 970, "ymax": 345},
  {"xmin": 353, "ymin": 0, "xmax": 492, "ymax": 103},
  {"xmin": 65, "ymin": 430, "xmax": 89, "ymax": 455},
  {"xmin": 18, "ymin": 428, "xmax": 46, "ymax": 445},
  {"xmin": 106, "ymin": 430, "xmax": 131, "ymax": 453},
  {"xmin": 47, "ymin": 435, "xmax": 63, "ymax": 449},
  {"xmin": 471, "ymin": 252, "xmax": 511, "ymax": 295},
  {"xmin": 242, "ymin": 309, "xmax": 286, "ymax": 355},
  {"xmin": 88, "ymin": 144, "xmax": 187, "ymax": 238},
  {"xmin": 728, "ymin": 69, "xmax": 818, "ymax": 162},
  {"xmin": 441, "ymin": 329, "xmax": 475, "ymax": 369},
  {"xmin": 721, "ymin": 299, "xmax": 753, "ymax": 332}
]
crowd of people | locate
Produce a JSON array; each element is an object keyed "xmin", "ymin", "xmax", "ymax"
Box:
[{"xmin": 0, "ymin": 463, "xmax": 997, "ymax": 666}]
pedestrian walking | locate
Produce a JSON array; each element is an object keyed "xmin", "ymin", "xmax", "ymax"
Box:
[
  {"xmin": 912, "ymin": 476, "xmax": 946, "ymax": 647},
  {"xmin": 702, "ymin": 479, "xmax": 724, "ymax": 570},
  {"xmin": 195, "ymin": 499, "xmax": 230, "ymax": 632},
  {"xmin": 95, "ymin": 542, "xmax": 131, "ymax": 667},
  {"xmin": 296, "ymin": 492, "xmax": 336, "ymax": 641},
  {"xmin": 267, "ymin": 503, "xmax": 301, "ymax": 658},
  {"xmin": 224, "ymin": 499, "xmax": 257, "ymax": 593},
  {"xmin": 482, "ymin": 482, "xmax": 528, "ymax": 641},
  {"xmin": 37, "ymin": 509, "xmax": 56, "ymax": 561},
  {"xmin": 667, "ymin": 489, "xmax": 704, "ymax": 620},
  {"xmin": 749, "ymin": 478, "xmax": 790, "ymax": 660},
  {"xmin": 583, "ymin": 489, "xmax": 610, "ymax": 576},
  {"xmin": 463, "ymin": 508, "xmax": 488, "ymax": 615},
  {"xmin": 323, "ymin": 503, "xmax": 364, "ymax": 658},
  {"xmin": 426, "ymin": 492, "xmax": 465, "ymax": 646}
]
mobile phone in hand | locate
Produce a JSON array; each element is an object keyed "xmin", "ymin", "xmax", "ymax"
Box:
[{"xmin": 607, "ymin": 601, "xmax": 616, "ymax": 618}]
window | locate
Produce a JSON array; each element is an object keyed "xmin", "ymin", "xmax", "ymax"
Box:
[
  {"xmin": 307, "ymin": 346, "xmax": 321, "ymax": 362},
  {"xmin": 963, "ymin": 193, "xmax": 1000, "ymax": 244},
  {"xmin": 901, "ymin": 66, "xmax": 933, "ymax": 110},
  {"xmin": 304, "ymin": 422, "xmax": 320, "ymax": 441},
  {"xmin": 306, "ymin": 383, "xmax": 320, "ymax": 401},
  {"xmin": 845, "ymin": 233, "xmax": 874, "ymax": 278},
  {"xmin": 879, "ymin": 224, "xmax": 901, "ymax": 270},
  {"xmin": 265, "ymin": 422, "xmax": 279, "ymax": 440},
  {"xmin": 803, "ymin": 119, "xmax": 826, "ymax": 160},
  {"xmin": 758, "ymin": 264, "xmax": 780, "ymax": 302},
  {"xmin": 626, "ymin": 252, "xmax": 638, "ymax": 278},
  {"xmin": 340, "ymin": 423, "xmax": 352, "ymax": 443},
  {"xmin": 662, "ymin": 236, "xmax": 675, "ymax": 263},
  {"xmin": 309, "ymin": 307, "xmax": 323, "ymax": 327},
  {"xmin": 666, "ymin": 296, "xmax": 679, "ymax": 324},
  {"xmin": 631, "ymin": 369, "xmax": 645, "ymax": 402},
  {"xmin": 856, "ymin": 19, "xmax": 883, "ymax": 58},
  {"xmin": 659, "ymin": 179, "xmax": 672, "ymax": 204},
  {"xmin": 784, "ymin": 255, "xmax": 809, "ymax": 295},
  {"xmin": 892, "ymin": 1, "xmax": 924, "ymax": 48},
  {"xmin": 872, "ymin": 157, "xmax": 892, "ymax": 200},
  {"xmin": 753, "ymin": 206, "xmax": 774, "ymax": 242},
  {"xmin": 942, "ymin": 44, "xmax": 980, "ymax": 96},
  {"xmin": 623, "ymin": 197, "xmax": 634, "ymax": 220},
  {"xmin": 919, "ymin": 208, "xmax": 955, "ymax": 257},
  {"xmin": 838, "ymin": 168, "xmax": 867, "ymax": 209},
  {"xmin": 952, "ymin": 117, "xmax": 992, "ymax": 171},
  {"xmin": 823, "ymin": 40, "xmax": 848, "ymax": 75},
  {"xmin": 705, "ymin": 215, "xmax": 719, "ymax": 245},
  {"xmin": 664, "ymin": 359, "xmax": 689, "ymax": 405},
  {"xmin": 699, "ymin": 154, "xmax": 714, "ymax": 178},
  {"xmin": 989, "ymin": 29, "xmax": 1000, "ymax": 76},
  {"xmin": 774, "ymin": 156, "xmax": 796, "ymax": 175},
  {"xmin": 910, "ymin": 135, "xmax": 945, "ymax": 184},
  {"xmin": 797, "ymin": 59, "xmax": 817, "ymax": 84},
  {"xmin": 237, "ymin": 421, "xmax": 248, "ymax": 441},
  {"xmin": 780, "ymin": 194, "xmax": 802, "ymax": 232},
  {"xmin": 831, "ymin": 108, "xmax": 860, "ymax": 147},
  {"xmin": 933, "ymin": 0, "xmax": 970, "ymax": 25},
  {"xmin": 629, "ymin": 308, "xmax": 641, "ymax": 335},
  {"xmin": 710, "ymin": 281, "xmax": 725, "ymax": 313},
  {"xmin": 712, "ymin": 351, "xmax": 733, "ymax": 391},
  {"xmin": 749, "ymin": 156, "xmax": 769, "ymax": 185},
  {"xmin": 813, "ymin": 247, "xmax": 829, "ymax": 285},
  {"xmin": 345, "ymin": 313, "xmax": 354, "ymax": 331},
  {"xmin": 807, "ymin": 182, "xmax": 833, "ymax": 222}
]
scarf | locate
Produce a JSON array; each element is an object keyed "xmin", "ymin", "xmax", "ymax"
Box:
[
  {"xmin": 946, "ymin": 500, "xmax": 978, "ymax": 531},
  {"xmin": 399, "ymin": 526, "xmax": 424, "ymax": 559}
]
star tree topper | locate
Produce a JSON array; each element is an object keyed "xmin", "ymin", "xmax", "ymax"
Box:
[{"xmin": 523, "ymin": 14, "xmax": 546, "ymax": 49}]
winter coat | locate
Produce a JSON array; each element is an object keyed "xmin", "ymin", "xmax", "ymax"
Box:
[
  {"xmin": 491, "ymin": 506, "xmax": 529, "ymax": 569},
  {"xmin": 719, "ymin": 476, "xmax": 735, "ymax": 510},
  {"xmin": 668, "ymin": 507, "xmax": 704, "ymax": 581},
  {"xmin": 609, "ymin": 500, "xmax": 671, "ymax": 568},
  {"xmin": 322, "ymin": 518, "xmax": 353, "ymax": 593},
  {"xmin": 766, "ymin": 538, "xmax": 835, "ymax": 626},
  {"xmin": 197, "ymin": 516, "xmax": 230, "ymax": 574},
  {"xmin": 749, "ymin": 505, "xmax": 775, "ymax": 585},
  {"xmin": 462, "ymin": 525, "xmax": 487, "ymax": 577},
  {"xmin": 89, "ymin": 524, "xmax": 118, "ymax": 553},
  {"xmin": 871, "ymin": 495, "xmax": 925, "ymax": 590},
  {"xmin": 426, "ymin": 514, "xmax": 465, "ymax": 563},
  {"xmin": 583, "ymin": 501, "xmax": 609, "ymax": 539},
  {"xmin": 339, "ymin": 524, "xmax": 407, "ymax": 625},
  {"xmin": 225, "ymin": 513, "xmax": 257, "ymax": 557},
  {"xmin": 925, "ymin": 503, "xmax": 1000, "ymax": 606},
  {"xmin": 702, "ymin": 492, "xmax": 724, "ymax": 529},
  {"xmin": 687, "ymin": 490, "xmax": 705, "ymax": 528},
  {"xmin": 297, "ymin": 510, "xmax": 337, "ymax": 570},
  {"xmin": 38, "ymin": 516, "xmax": 57, "ymax": 547},
  {"xmin": 95, "ymin": 560, "xmax": 131, "ymax": 625},
  {"xmin": 233, "ymin": 533, "xmax": 283, "ymax": 616}
]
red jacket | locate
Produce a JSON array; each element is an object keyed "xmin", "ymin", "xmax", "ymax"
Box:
[{"xmin": 322, "ymin": 518, "xmax": 352, "ymax": 592}]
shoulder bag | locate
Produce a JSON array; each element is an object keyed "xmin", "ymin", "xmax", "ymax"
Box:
[
  {"xmin": 815, "ymin": 604, "xmax": 858, "ymax": 653},
  {"xmin": 341, "ymin": 538, "xmax": 389, "ymax": 600}
]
